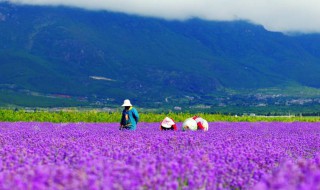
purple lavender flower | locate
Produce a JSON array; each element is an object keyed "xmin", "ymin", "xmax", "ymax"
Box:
[{"xmin": 0, "ymin": 122, "xmax": 320, "ymax": 189}]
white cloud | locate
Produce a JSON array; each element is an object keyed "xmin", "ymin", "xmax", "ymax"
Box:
[{"xmin": 3, "ymin": 0, "xmax": 320, "ymax": 33}]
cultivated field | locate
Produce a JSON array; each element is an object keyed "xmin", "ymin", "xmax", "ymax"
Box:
[
  {"xmin": 0, "ymin": 122, "xmax": 319, "ymax": 189},
  {"xmin": 1, "ymin": 109, "xmax": 320, "ymax": 122}
]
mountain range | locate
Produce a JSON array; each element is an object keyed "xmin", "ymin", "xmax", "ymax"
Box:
[{"xmin": 1, "ymin": 2, "xmax": 320, "ymax": 112}]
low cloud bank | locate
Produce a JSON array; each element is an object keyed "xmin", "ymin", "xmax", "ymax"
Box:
[{"xmin": 2, "ymin": 0, "xmax": 320, "ymax": 33}]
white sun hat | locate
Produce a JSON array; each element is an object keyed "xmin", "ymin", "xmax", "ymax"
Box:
[
  {"xmin": 182, "ymin": 118, "xmax": 197, "ymax": 131},
  {"xmin": 161, "ymin": 117, "xmax": 175, "ymax": 128},
  {"xmin": 122, "ymin": 99, "xmax": 132, "ymax": 107}
]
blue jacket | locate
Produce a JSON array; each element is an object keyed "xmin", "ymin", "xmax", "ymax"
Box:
[{"xmin": 120, "ymin": 107, "xmax": 139, "ymax": 130}]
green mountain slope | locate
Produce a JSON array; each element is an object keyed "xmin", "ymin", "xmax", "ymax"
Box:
[{"xmin": 0, "ymin": 3, "xmax": 320, "ymax": 109}]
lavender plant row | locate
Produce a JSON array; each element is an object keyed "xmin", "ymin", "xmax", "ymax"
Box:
[{"xmin": 0, "ymin": 122, "xmax": 319, "ymax": 189}]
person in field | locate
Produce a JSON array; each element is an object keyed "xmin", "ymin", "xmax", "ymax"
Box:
[
  {"xmin": 120, "ymin": 99, "xmax": 139, "ymax": 130},
  {"xmin": 192, "ymin": 115, "xmax": 208, "ymax": 131},
  {"xmin": 182, "ymin": 116, "xmax": 208, "ymax": 131},
  {"xmin": 160, "ymin": 117, "xmax": 177, "ymax": 131}
]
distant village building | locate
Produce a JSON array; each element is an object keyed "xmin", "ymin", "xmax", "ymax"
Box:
[
  {"xmin": 102, "ymin": 107, "xmax": 114, "ymax": 112},
  {"xmin": 174, "ymin": 106, "xmax": 182, "ymax": 111},
  {"xmin": 256, "ymin": 103, "xmax": 267, "ymax": 107},
  {"xmin": 218, "ymin": 103, "xmax": 226, "ymax": 107},
  {"xmin": 190, "ymin": 105, "xmax": 211, "ymax": 109}
]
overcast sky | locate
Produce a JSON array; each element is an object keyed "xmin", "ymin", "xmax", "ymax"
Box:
[{"xmin": 4, "ymin": 0, "xmax": 320, "ymax": 33}]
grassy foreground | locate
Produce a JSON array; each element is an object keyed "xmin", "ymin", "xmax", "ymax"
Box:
[{"xmin": 0, "ymin": 109, "xmax": 320, "ymax": 122}]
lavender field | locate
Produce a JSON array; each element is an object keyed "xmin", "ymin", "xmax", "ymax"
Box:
[{"xmin": 0, "ymin": 122, "xmax": 320, "ymax": 190}]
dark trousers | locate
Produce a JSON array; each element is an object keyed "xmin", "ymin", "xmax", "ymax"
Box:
[{"xmin": 120, "ymin": 125, "xmax": 132, "ymax": 130}]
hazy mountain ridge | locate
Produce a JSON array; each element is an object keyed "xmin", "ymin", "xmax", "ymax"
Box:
[{"xmin": 1, "ymin": 2, "xmax": 320, "ymax": 108}]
